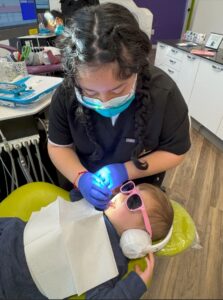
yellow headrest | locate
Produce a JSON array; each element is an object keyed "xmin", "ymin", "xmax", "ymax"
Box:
[
  {"xmin": 157, "ymin": 200, "xmax": 196, "ymax": 256},
  {"xmin": 0, "ymin": 183, "xmax": 196, "ymax": 256},
  {"xmin": 0, "ymin": 182, "xmax": 70, "ymax": 221}
]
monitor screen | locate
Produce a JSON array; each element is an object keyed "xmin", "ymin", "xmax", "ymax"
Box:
[
  {"xmin": 0, "ymin": 0, "xmax": 38, "ymax": 40},
  {"xmin": 35, "ymin": 0, "xmax": 50, "ymax": 11}
]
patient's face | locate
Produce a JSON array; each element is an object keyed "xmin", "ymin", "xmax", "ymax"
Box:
[{"xmin": 105, "ymin": 188, "xmax": 154, "ymax": 232}]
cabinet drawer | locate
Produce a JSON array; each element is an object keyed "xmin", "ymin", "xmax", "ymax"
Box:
[
  {"xmin": 166, "ymin": 57, "xmax": 182, "ymax": 71},
  {"xmin": 163, "ymin": 65, "xmax": 179, "ymax": 82},
  {"xmin": 167, "ymin": 47, "xmax": 184, "ymax": 61},
  {"xmin": 157, "ymin": 42, "xmax": 169, "ymax": 50},
  {"xmin": 154, "ymin": 42, "xmax": 170, "ymax": 66}
]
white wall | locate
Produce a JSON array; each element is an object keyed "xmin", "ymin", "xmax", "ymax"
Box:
[
  {"xmin": 50, "ymin": 0, "xmax": 61, "ymax": 11},
  {"xmin": 191, "ymin": 0, "xmax": 223, "ymax": 35}
]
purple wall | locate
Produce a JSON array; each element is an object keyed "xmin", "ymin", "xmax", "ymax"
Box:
[{"xmin": 134, "ymin": 0, "xmax": 188, "ymax": 44}]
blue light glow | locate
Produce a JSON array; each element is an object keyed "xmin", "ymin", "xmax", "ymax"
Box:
[{"xmin": 96, "ymin": 167, "xmax": 113, "ymax": 189}]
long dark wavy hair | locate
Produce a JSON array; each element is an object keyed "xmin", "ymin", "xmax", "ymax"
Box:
[{"xmin": 58, "ymin": 3, "xmax": 153, "ymax": 170}]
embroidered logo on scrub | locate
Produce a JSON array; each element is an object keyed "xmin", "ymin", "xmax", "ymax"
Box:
[{"xmin": 125, "ymin": 138, "xmax": 136, "ymax": 143}]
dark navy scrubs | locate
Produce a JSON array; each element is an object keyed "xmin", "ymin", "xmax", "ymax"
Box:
[{"xmin": 48, "ymin": 66, "xmax": 191, "ymax": 186}]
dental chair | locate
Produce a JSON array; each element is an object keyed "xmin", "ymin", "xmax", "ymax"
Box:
[
  {"xmin": 99, "ymin": 0, "xmax": 153, "ymax": 38},
  {"xmin": 0, "ymin": 182, "xmax": 196, "ymax": 299}
]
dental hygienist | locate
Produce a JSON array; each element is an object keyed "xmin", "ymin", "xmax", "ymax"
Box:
[{"xmin": 48, "ymin": 3, "xmax": 191, "ymax": 210}]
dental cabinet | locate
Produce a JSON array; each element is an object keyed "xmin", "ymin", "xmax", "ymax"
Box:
[{"xmin": 155, "ymin": 41, "xmax": 223, "ymax": 141}]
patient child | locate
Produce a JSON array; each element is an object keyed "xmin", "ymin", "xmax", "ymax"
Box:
[{"xmin": 0, "ymin": 181, "xmax": 173, "ymax": 299}]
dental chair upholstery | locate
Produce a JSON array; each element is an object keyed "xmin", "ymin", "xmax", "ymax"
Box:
[{"xmin": 99, "ymin": 0, "xmax": 153, "ymax": 38}]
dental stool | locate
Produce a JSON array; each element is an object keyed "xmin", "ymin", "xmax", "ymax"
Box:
[{"xmin": 0, "ymin": 182, "xmax": 196, "ymax": 299}]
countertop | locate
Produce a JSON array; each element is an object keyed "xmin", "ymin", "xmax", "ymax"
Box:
[{"xmin": 158, "ymin": 40, "xmax": 223, "ymax": 65}]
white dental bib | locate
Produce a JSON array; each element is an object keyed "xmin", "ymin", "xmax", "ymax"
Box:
[{"xmin": 23, "ymin": 197, "xmax": 118, "ymax": 299}]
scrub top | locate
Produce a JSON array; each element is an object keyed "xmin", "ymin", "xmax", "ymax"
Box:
[{"xmin": 48, "ymin": 65, "xmax": 191, "ymax": 185}]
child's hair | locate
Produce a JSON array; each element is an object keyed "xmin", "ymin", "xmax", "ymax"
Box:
[
  {"xmin": 58, "ymin": 3, "xmax": 154, "ymax": 171},
  {"xmin": 138, "ymin": 184, "xmax": 174, "ymax": 241}
]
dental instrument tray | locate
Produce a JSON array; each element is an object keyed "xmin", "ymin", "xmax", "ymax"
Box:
[
  {"xmin": 0, "ymin": 82, "xmax": 29, "ymax": 95},
  {"xmin": 0, "ymin": 75, "xmax": 63, "ymax": 107}
]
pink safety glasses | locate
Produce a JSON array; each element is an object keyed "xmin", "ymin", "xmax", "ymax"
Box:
[{"xmin": 120, "ymin": 181, "xmax": 153, "ymax": 238}]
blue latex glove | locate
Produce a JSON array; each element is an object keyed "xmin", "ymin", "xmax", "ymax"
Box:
[
  {"xmin": 95, "ymin": 163, "xmax": 129, "ymax": 191},
  {"xmin": 78, "ymin": 172, "xmax": 112, "ymax": 210}
]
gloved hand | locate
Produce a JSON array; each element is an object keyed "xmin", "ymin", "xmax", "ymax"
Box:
[
  {"xmin": 95, "ymin": 163, "xmax": 129, "ymax": 192},
  {"xmin": 78, "ymin": 172, "xmax": 112, "ymax": 210}
]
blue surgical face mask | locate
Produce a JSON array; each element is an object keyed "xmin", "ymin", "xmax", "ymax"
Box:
[
  {"xmin": 55, "ymin": 24, "xmax": 64, "ymax": 35},
  {"xmin": 75, "ymin": 76, "xmax": 137, "ymax": 117}
]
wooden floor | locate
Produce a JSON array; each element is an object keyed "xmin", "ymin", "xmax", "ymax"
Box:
[{"xmin": 142, "ymin": 128, "xmax": 223, "ymax": 299}]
